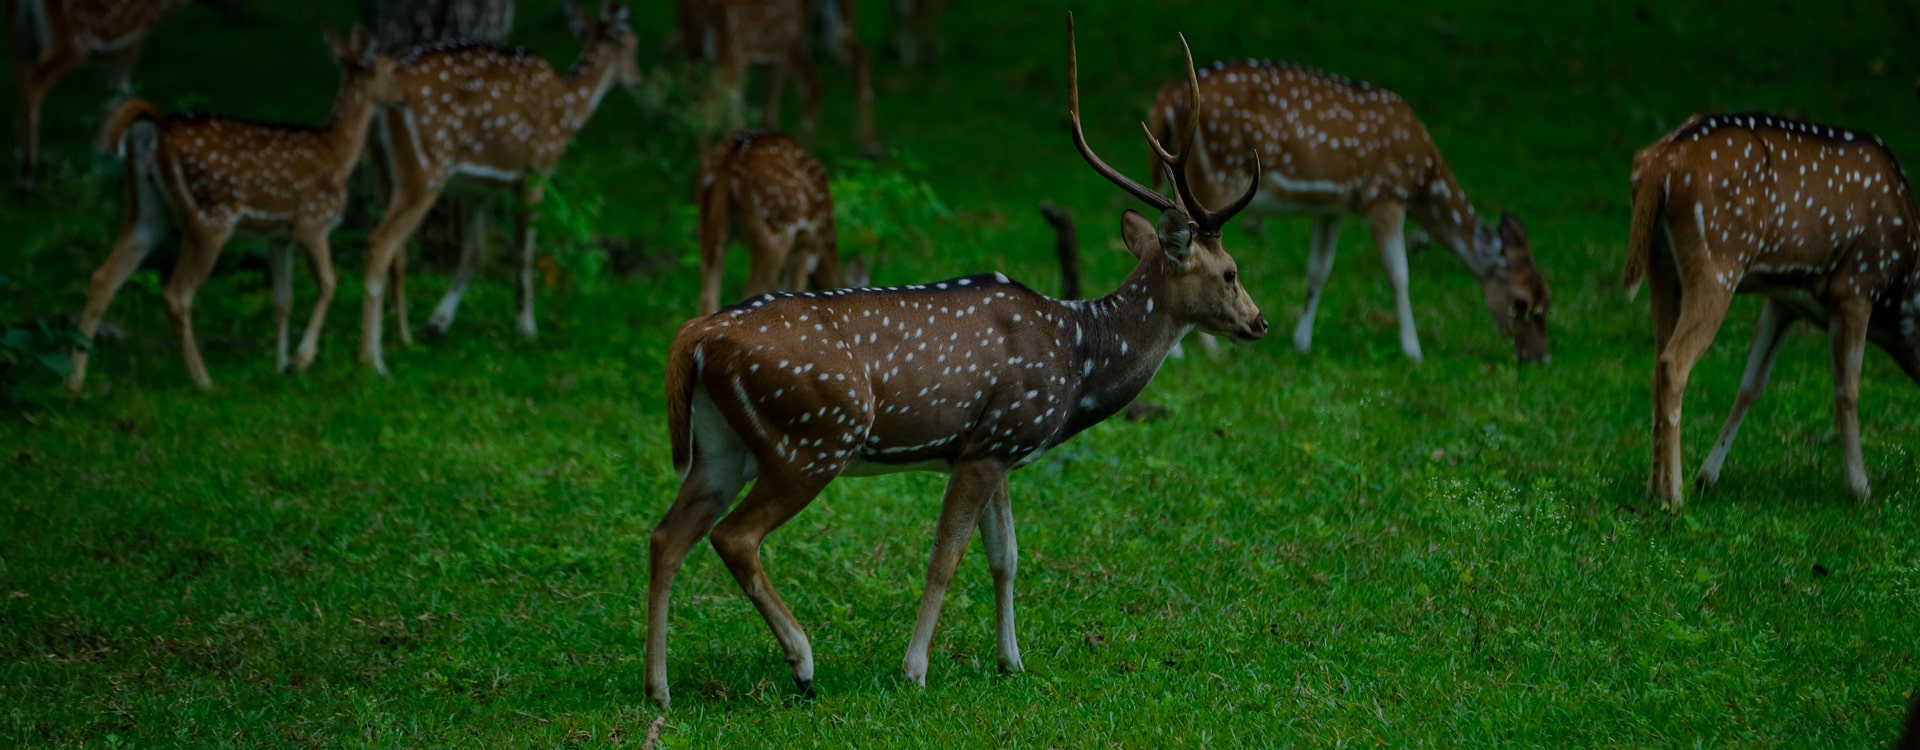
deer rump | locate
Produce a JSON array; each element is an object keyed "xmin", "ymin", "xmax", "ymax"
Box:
[{"xmin": 667, "ymin": 275, "xmax": 1152, "ymax": 481}]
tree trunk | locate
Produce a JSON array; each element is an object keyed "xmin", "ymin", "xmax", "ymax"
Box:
[{"xmin": 362, "ymin": 0, "xmax": 513, "ymax": 52}]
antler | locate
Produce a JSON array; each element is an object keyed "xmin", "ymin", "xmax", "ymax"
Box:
[
  {"xmin": 1067, "ymin": 13, "xmax": 1176, "ymax": 215},
  {"xmin": 1067, "ymin": 15, "xmax": 1260, "ymax": 232}
]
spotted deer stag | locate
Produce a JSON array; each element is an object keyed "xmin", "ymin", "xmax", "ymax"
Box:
[
  {"xmin": 673, "ymin": 0, "xmax": 879, "ymax": 158},
  {"xmin": 1147, "ymin": 61, "xmax": 1549, "ymax": 364},
  {"xmin": 66, "ymin": 27, "xmax": 399, "ymax": 391},
  {"xmin": 1625, "ymin": 113, "xmax": 1920, "ymax": 509},
  {"xmin": 695, "ymin": 130, "xmax": 844, "ymax": 314},
  {"xmin": 357, "ymin": 1, "xmax": 640, "ymax": 374},
  {"xmin": 642, "ymin": 16, "xmax": 1263, "ymax": 707},
  {"xmin": 8, "ymin": 0, "xmax": 194, "ymax": 190}
]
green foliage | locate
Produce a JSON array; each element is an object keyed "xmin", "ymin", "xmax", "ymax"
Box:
[
  {"xmin": 0, "ymin": 274, "xmax": 83, "ymax": 397},
  {"xmin": 829, "ymin": 152, "xmax": 952, "ymax": 257},
  {"xmin": 534, "ymin": 173, "xmax": 611, "ymax": 292}
]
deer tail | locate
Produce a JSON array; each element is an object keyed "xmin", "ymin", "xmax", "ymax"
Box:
[
  {"xmin": 665, "ymin": 326, "xmax": 704, "ymax": 480},
  {"xmin": 1623, "ymin": 154, "xmax": 1666, "ymax": 301},
  {"xmin": 103, "ymin": 99, "xmax": 161, "ymax": 159}
]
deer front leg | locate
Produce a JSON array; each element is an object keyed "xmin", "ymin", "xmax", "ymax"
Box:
[
  {"xmin": 1829, "ymin": 298, "xmax": 1873, "ymax": 503},
  {"xmin": 837, "ymin": 24, "xmax": 881, "ymax": 158},
  {"xmin": 289, "ymin": 230, "xmax": 337, "ymax": 371},
  {"xmin": 361, "ymin": 182, "xmax": 440, "ymax": 374},
  {"xmin": 514, "ymin": 179, "xmax": 544, "ymax": 339},
  {"xmin": 1292, "ymin": 214, "xmax": 1341, "ymax": 353},
  {"xmin": 975, "ymin": 472, "xmax": 1023, "ymax": 674},
  {"xmin": 268, "ymin": 242, "xmax": 295, "ymax": 372},
  {"xmin": 1697, "ymin": 299, "xmax": 1795, "ymax": 491},
  {"xmin": 427, "ymin": 198, "xmax": 487, "ymax": 338},
  {"xmin": 786, "ymin": 49, "xmax": 824, "ymax": 147},
  {"xmin": 903, "ymin": 460, "xmax": 999, "ymax": 686},
  {"xmin": 1369, "ymin": 203, "xmax": 1421, "ymax": 361}
]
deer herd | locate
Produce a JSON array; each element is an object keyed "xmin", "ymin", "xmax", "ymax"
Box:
[{"xmin": 13, "ymin": 0, "xmax": 1918, "ymax": 706}]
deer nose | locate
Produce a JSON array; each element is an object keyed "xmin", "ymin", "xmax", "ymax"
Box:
[{"xmin": 1241, "ymin": 315, "xmax": 1269, "ymax": 341}]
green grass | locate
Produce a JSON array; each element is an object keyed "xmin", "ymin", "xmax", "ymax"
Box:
[{"xmin": 4, "ymin": 0, "xmax": 1920, "ymax": 746}]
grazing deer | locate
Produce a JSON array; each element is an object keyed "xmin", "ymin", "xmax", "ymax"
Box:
[
  {"xmin": 695, "ymin": 129, "xmax": 843, "ymax": 315},
  {"xmin": 672, "ymin": 0, "xmax": 879, "ymax": 158},
  {"xmin": 642, "ymin": 15, "xmax": 1263, "ymax": 707},
  {"xmin": 65, "ymin": 27, "xmax": 400, "ymax": 391},
  {"xmin": 357, "ymin": 1, "xmax": 640, "ymax": 375},
  {"xmin": 1146, "ymin": 60, "xmax": 1549, "ymax": 364},
  {"xmin": 7, "ymin": 0, "xmax": 192, "ymax": 190},
  {"xmin": 1625, "ymin": 113, "xmax": 1920, "ymax": 508}
]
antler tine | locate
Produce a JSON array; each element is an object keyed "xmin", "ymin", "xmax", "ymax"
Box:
[
  {"xmin": 1138, "ymin": 32, "xmax": 1211, "ymax": 227},
  {"xmin": 1067, "ymin": 13, "xmax": 1177, "ymax": 214},
  {"xmin": 1201, "ymin": 148, "xmax": 1261, "ymax": 227}
]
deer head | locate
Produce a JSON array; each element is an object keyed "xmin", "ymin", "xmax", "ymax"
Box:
[
  {"xmin": 567, "ymin": 1, "xmax": 642, "ymax": 90},
  {"xmin": 1066, "ymin": 14, "xmax": 1266, "ymax": 342},
  {"xmin": 323, "ymin": 25, "xmax": 401, "ymax": 106},
  {"xmin": 1492, "ymin": 212, "xmax": 1548, "ymax": 364}
]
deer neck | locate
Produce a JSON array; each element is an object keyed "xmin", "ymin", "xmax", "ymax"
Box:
[
  {"xmin": 1056, "ymin": 256, "xmax": 1191, "ymax": 426},
  {"xmin": 1409, "ymin": 167, "xmax": 1501, "ymax": 280},
  {"xmin": 320, "ymin": 75, "xmax": 382, "ymax": 187},
  {"xmin": 557, "ymin": 41, "xmax": 620, "ymax": 135}
]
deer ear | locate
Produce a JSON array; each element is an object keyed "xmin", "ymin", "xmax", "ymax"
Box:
[
  {"xmin": 1498, "ymin": 211, "xmax": 1529, "ymax": 253},
  {"xmin": 1119, "ymin": 209, "xmax": 1158, "ymax": 260},
  {"xmin": 322, "ymin": 27, "xmax": 349, "ymax": 62},
  {"xmin": 348, "ymin": 24, "xmax": 378, "ymax": 66},
  {"xmin": 1156, "ymin": 208, "xmax": 1194, "ymax": 261}
]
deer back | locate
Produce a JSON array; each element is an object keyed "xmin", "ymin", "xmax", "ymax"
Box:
[
  {"xmin": 1155, "ymin": 60, "xmax": 1446, "ymax": 215},
  {"xmin": 1633, "ymin": 114, "xmax": 1920, "ymax": 311}
]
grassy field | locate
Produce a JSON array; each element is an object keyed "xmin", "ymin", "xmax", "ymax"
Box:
[{"xmin": 4, "ymin": 0, "xmax": 1920, "ymax": 746}]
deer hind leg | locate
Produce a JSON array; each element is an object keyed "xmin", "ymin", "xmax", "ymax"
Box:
[
  {"xmin": 288, "ymin": 229, "xmax": 337, "ymax": 371},
  {"xmin": 974, "ymin": 472, "xmax": 1023, "ymax": 674},
  {"xmin": 903, "ymin": 459, "xmax": 1003, "ymax": 686},
  {"xmin": 361, "ymin": 179, "xmax": 442, "ymax": 374},
  {"xmin": 1368, "ymin": 202, "xmax": 1422, "ymax": 361},
  {"xmin": 1697, "ymin": 298, "xmax": 1796, "ymax": 491},
  {"xmin": 801, "ymin": 231, "xmax": 843, "ymax": 292},
  {"xmin": 163, "ymin": 221, "xmax": 236, "ymax": 391},
  {"xmin": 645, "ymin": 389, "xmax": 753, "ymax": 709},
  {"xmin": 1829, "ymin": 297, "xmax": 1873, "ymax": 503},
  {"xmin": 69, "ymin": 166, "xmax": 172, "ymax": 391},
  {"xmin": 427, "ymin": 198, "xmax": 488, "ymax": 338},
  {"xmin": 709, "ymin": 461, "xmax": 836, "ymax": 699},
  {"xmin": 1648, "ymin": 271, "xmax": 1733, "ymax": 511},
  {"xmin": 1293, "ymin": 214, "xmax": 1342, "ymax": 353},
  {"xmin": 91, "ymin": 42, "xmax": 143, "ymax": 154},
  {"xmin": 513, "ymin": 179, "xmax": 544, "ymax": 339},
  {"xmin": 739, "ymin": 211, "xmax": 792, "ymax": 300}
]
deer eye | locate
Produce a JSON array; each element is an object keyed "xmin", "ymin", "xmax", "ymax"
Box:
[{"xmin": 1223, "ymin": 269, "xmax": 1238, "ymax": 285}]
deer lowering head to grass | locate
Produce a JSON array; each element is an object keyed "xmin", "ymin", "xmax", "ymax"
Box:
[
  {"xmin": 641, "ymin": 15, "xmax": 1264, "ymax": 708},
  {"xmin": 8, "ymin": 0, "xmax": 193, "ymax": 190},
  {"xmin": 66, "ymin": 27, "xmax": 400, "ymax": 392},
  {"xmin": 357, "ymin": 1, "xmax": 640, "ymax": 375},
  {"xmin": 1146, "ymin": 60, "xmax": 1550, "ymax": 364},
  {"xmin": 1625, "ymin": 113, "xmax": 1920, "ymax": 509},
  {"xmin": 695, "ymin": 130, "xmax": 843, "ymax": 315},
  {"xmin": 673, "ymin": 0, "xmax": 879, "ymax": 158}
]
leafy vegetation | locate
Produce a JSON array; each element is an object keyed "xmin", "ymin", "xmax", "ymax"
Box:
[{"xmin": 2, "ymin": 0, "xmax": 1918, "ymax": 747}]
